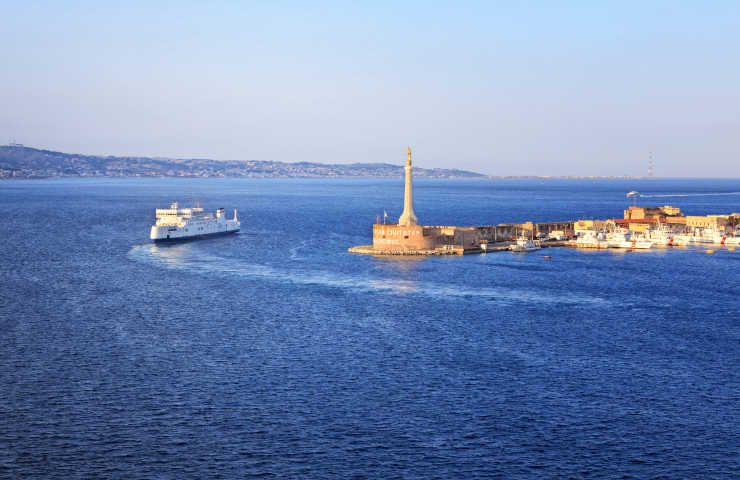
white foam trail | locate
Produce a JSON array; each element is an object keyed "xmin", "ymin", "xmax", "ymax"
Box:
[
  {"xmin": 128, "ymin": 244, "xmax": 608, "ymax": 306},
  {"xmin": 288, "ymin": 240, "xmax": 309, "ymax": 261},
  {"xmin": 639, "ymin": 192, "xmax": 740, "ymax": 198}
]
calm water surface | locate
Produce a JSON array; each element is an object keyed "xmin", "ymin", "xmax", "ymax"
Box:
[{"xmin": 1, "ymin": 178, "xmax": 739, "ymax": 479}]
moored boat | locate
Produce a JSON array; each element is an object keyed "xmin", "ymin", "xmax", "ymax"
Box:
[
  {"xmin": 723, "ymin": 236, "xmax": 740, "ymax": 246},
  {"xmin": 672, "ymin": 233, "xmax": 692, "ymax": 246},
  {"xmin": 630, "ymin": 236, "xmax": 654, "ymax": 249},
  {"xmin": 606, "ymin": 229, "xmax": 653, "ymax": 249},
  {"xmin": 606, "ymin": 230, "xmax": 633, "ymax": 249},
  {"xmin": 509, "ymin": 236, "xmax": 542, "ymax": 252},
  {"xmin": 576, "ymin": 231, "xmax": 609, "ymax": 249},
  {"xmin": 646, "ymin": 224, "xmax": 675, "ymax": 246}
]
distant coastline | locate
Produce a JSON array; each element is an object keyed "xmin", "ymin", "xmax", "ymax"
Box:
[
  {"xmin": 0, "ymin": 145, "xmax": 485, "ymax": 180},
  {"xmin": 1, "ymin": 144, "xmax": 644, "ymax": 180}
]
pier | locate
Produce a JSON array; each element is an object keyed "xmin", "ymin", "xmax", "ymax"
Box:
[{"xmin": 349, "ymin": 238, "xmax": 571, "ymax": 256}]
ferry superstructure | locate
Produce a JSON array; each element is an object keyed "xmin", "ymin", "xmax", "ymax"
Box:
[{"xmin": 150, "ymin": 202, "xmax": 240, "ymax": 242}]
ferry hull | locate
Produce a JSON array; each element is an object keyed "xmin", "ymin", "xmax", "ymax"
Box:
[{"xmin": 152, "ymin": 228, "xmax": 240, "ymax": 243}]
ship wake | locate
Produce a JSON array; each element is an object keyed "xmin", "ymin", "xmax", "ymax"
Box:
[
  {"xmin": 639, "ymin": 191, "xmax": 740, "ymax": 198},
  {"xmin": 128, "ymin": 244, "xmax": 608, "ymax": 307}
]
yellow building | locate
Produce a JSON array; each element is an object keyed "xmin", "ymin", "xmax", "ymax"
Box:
[
  {"xmin": 575, "ymin": 220, "xmax": 608, "ymax": 234},
  {"xmin": 372, "ymin": 224, "xmax": 437, "ymax": 250},
  {"xmin": 661, "ymin": 205, "xmax": 682, "ymax": 216},
  {"xmin": 624, "ymin": 222, "xmax": 651, "ymax": 233},
  {"xmin": 686, "ymin": 215, "xmax": 729, "ymax": 230},
  {"xmin": 623, "ymin": 205, "xmax": 683, "ymax": 222}
]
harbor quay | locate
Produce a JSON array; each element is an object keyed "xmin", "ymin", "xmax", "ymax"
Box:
[
  {"xmin": 348, "ymin": 222, "xmax": 573, "ymax": 256},
  {"xmin": 348, "ymin": 148, "xmax": 740, "ymax": 256}
]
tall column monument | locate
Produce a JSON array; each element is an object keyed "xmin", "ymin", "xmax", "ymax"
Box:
[{"xmin": 397, "ymin": 146, "xmax": 418, "ymax": 226}]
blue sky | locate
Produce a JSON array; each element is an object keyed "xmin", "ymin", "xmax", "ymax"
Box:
[{"xmin": 1, "ymin": 1, "xmax": 739, "ymax": 176}]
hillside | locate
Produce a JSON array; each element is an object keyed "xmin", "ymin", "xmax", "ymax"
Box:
[{"xmin": 0, "ymin": 145, "xmax": 486, "ymax": 179}]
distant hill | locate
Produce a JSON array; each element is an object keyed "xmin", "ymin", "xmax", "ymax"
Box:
[{"xmin": 0, "ymin": 145, "xmax": 486, "ymax": 179}]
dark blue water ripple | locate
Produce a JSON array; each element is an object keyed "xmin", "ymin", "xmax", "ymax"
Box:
[{"xmin": 1, "ymin": 178, "xmax": 739, "ymax": 479}]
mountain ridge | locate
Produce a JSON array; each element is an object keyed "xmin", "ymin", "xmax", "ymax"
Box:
[{"xmin": 0, "ymin": 145, "xmax": 485, "ymax": 179}]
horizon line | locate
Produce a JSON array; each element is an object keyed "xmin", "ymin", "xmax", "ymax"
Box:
[{"xmin": 3, "ymin": 143, "xmax": 740, "ymax": 179}]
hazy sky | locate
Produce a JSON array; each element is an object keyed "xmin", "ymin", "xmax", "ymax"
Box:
[{"xmin": 2, "ymin": 1, "xmax": 739, "ymax": 176}]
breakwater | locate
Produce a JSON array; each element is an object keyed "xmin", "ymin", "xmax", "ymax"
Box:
[{"xmin": 349, "ymin": 221, "xmax": 574, "ymax": 256}]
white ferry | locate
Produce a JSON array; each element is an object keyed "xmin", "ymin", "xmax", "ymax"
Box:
[{"xmin": 150, "ymin": 202, "xmax": 240, "ymax": 242}]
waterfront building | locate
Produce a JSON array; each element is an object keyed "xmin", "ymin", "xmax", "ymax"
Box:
[
  {"xmin": 623, "ymin": 205, "xmax": 684, "ymax": 223},
  {"xmin": 686, "ymin": 215, "xmax": 730, "ymax": 232},
  {"xmin": 574, "ymin": 219, "xmax": 608, "ymax": 235}
]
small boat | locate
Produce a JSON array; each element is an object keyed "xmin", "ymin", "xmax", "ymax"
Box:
[
  {"xmin": 690, "ymin": 228, "xmax": 726, "ymax": 244},
  {"xmin": 630, "ymin": 235, "xmax": 654, "ymax": 249},
  {"xmin": 606, "ymin": 229, "xmax": 634, "ymax": 249},
  {"xmin": 509, "ymin": 236, "xmax": 541, "ymax": 252},
  {"xmin": 705, "ymin": 249, "xmax": 716, "ymax": 254},
  {"xmin": 672, "ymin": 233, "xmax": 692, "ymax": 246},
  {"xmin": 576, "ymin": 230, "xmax": 609, "ymax": 249},
  {"xmin": 626, "ymin": 190, "xmax": 640, "ymax": 198},
  {"xmin": 547, "ymin": 230, "xmax": 567, "ymax": 241},
  {"xmin": 605, "ymin": 226, "xmax": 653, "ymax": 250},
  {"xmin": 647, "ymin": 223, "xmax": 675, "ymax": 246},
  {"xmin": 543, "ymin": 255, "xmax": 552, "ymax": 260}
]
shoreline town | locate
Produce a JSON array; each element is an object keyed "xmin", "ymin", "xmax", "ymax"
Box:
[{"xmin": 349, "ymin": 148, "xmax": 740, "ymax": 256}]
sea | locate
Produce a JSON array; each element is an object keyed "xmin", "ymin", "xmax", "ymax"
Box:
[{"xmin": 1, "ymin": 177, "xmax": 739, "ymax": 479}]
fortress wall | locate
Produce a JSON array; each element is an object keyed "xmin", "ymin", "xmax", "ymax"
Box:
[
  {"xmin": 372, "ymin": 221, "xmax": 576, "ymax": 252},
  {"xmin": 373, "ymin": 224, "xmax": 438, "ymax": 250}
]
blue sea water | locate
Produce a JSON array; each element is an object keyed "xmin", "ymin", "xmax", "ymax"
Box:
[{"xmin": 1, "ymin": 177, "xmax": 739, "ymax": 479}]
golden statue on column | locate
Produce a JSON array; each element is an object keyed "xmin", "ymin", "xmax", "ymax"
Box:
[{"xmin": 397, "ymin": 146, "xmax": 418, "ymax": 226}]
